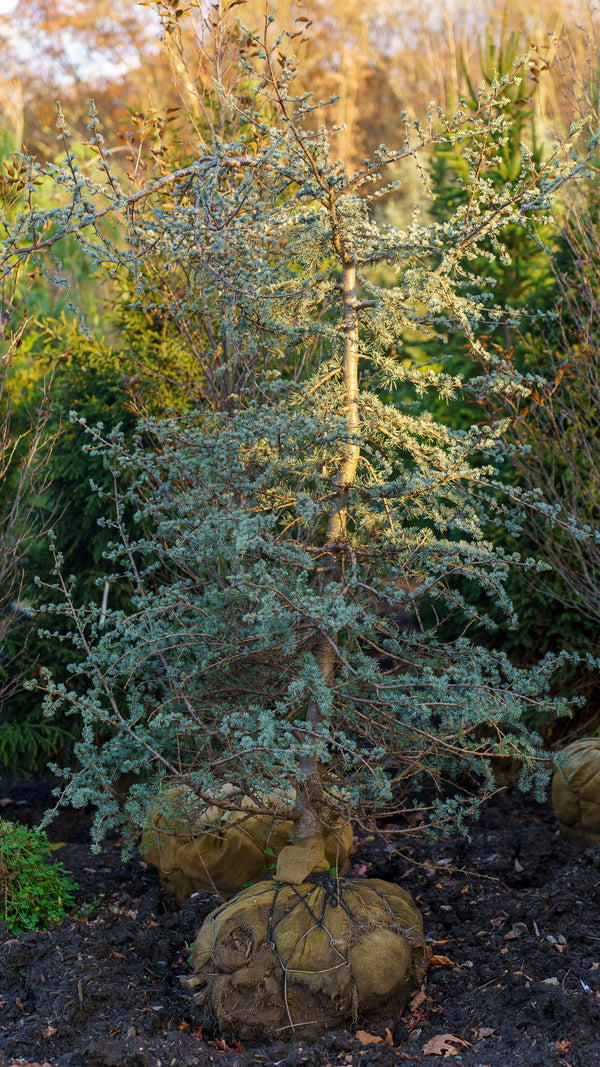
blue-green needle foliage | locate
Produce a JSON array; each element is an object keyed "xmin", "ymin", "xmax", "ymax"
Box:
[{"xmin": 1, "ymin": 25, "xmax": 589, "ymax": 848}]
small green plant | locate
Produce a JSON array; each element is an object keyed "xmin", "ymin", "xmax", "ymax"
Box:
[
  {"xmin": 261, "ymin": 846, "xmax": 277, "ymax": 873},
  {"xmin": 75, "ymin": 892, "xmax": 104, "ymax": 919},
  {"xmin": 0, "ymin": 818, "xmax": 78, "ymax": 933}
]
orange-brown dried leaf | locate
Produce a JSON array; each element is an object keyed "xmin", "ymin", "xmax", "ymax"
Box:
[
  {"xmin": 423, "ymin": 1033, "xmax": 470, "ymax": 1055},
  {"xmin": 428, "ymin": 954, "xmax": 457, "ymax": 968}
]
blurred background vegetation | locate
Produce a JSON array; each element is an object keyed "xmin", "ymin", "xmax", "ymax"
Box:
[{"xmin": 2, "ymin": 0, "xmax": 600, "ymax": 774}]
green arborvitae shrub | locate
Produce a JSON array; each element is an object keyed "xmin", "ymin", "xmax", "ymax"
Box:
[
  {"xmin": 499, "ymin": 183, "xmax": 600, "ymax": 727},
  {"xmin": 0, "ymin": 320, "xmax": 142, "ymax": 775},
  {"xmin": 412, "ymin": 18, "xmax": 598, "ymax": 729},
  {"xmin": 0, "ymin": 818, "xmax": 77, "ymax": 933},
  {"xmin": 0, "ymin": 304, "xmax": 66, "ymax": 774}
]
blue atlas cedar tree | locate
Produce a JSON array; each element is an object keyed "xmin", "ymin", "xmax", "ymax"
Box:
[{"xmin": 0, "ymin": 7, "xmax": 591, "ymax": 850}]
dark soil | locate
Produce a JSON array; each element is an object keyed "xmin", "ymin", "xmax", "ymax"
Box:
[{"xmin": 1, "ymin": 777, "xmax": 599, "ymax": 1067}]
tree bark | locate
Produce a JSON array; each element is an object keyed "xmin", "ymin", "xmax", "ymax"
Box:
[{"xmin": 294, "ymin": 254, "xmax": 361, "ymax": 850}]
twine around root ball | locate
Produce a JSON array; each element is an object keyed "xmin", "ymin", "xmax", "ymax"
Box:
[{"xmin": 189, "ymin": 857, "xmax": 425, "ymax": 1041}]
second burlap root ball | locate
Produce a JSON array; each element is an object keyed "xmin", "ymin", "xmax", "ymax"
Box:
[
  {"xmin": 142, "ymin": 786, "xmax": 353, "ymax": 902},
  {"xmin": 190, "ymin": 844, "xmax": 425, "ymax": 1041},
  {"xmin": 552, "ymin": 738, "xmax": 600, "ymax": 846}
]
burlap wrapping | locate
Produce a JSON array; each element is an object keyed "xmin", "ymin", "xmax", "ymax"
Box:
[
  {"xmin": 189, "ymin": 845, "xmax": 425, "ymax": 1041},
  {"xmin": 552, "ymin": 738, "xmax": 600, "ymax": 846},
  {"xmin": 141, "ymin": 787, "xmax": 353, "ymax": 903}
]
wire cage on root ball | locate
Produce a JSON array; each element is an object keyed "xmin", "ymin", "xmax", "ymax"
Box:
[{"xmin": 189, "ymin": 845, "xmax": 425, "ymax": 1041}]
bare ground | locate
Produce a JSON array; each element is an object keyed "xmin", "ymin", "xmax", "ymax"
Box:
[{"xmin": 1, "ymin": 777, "xmax": 599, "ymax": 1067}]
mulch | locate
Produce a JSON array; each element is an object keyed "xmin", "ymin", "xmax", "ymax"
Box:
[{"xmin": 1, "ymin": 776, "xmax": 599, "ymax": 1067}]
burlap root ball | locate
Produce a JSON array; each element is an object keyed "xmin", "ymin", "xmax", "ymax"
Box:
[
  {"xmin": 189, "ymin": 844, "xmax": 425, "ymax": 1042},
  {"xmin": 552, "ymin": 738, "xmax": 600, "ymax": 846},
  {"xmin": 141, "ymin": 786, "xmax": 353, "ymax": 903}
]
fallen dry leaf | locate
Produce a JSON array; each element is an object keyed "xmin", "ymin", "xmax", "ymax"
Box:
[
  {"xmin": 428, "ymin": 954, "xmax": 457, "ymax": 968},
  {"xmin": 472, "ymin": 1025, "xmax": 497, "ymax": 1040},
  {"xmin": 356, "ymin": 1028, "xmax": 393, "ymax": 1046},
  {"xmin": 423, "ymin": 1033, "xmax": 470, "ymax": 1056},
  {"xmin": 409, "ymin": 989, "xmax": 427, "ymax": 1012},
  {"xmin": 356, "ymin": 1030, "xmax": 383, "ymax": 1046}
]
